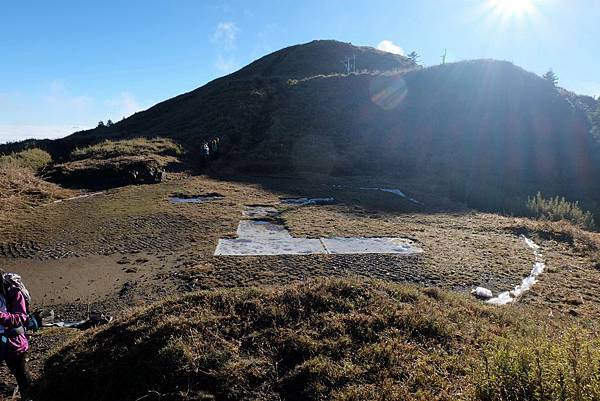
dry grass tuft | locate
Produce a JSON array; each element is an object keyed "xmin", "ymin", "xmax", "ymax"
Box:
[
  {"xmin": 0, "ymin": 148, "xmax": 52, "ymax": 172},
  {"xmin": 512, "ymin": 218, "xmax": 600, "ymax": 262},
  {"xmin": 34, "ymin": 277, "xmax": 532, "ymax": 401},
  {"xmin": 477, "ymin": 331, "xmax": 600, "ymax": 401},
  {"xmin": 70, "ymin": 138, "xmax": 183, "ymax": 161},
  {"xmin": 0, "ymin": 149, "xmax": 73, "ymax": 224}
]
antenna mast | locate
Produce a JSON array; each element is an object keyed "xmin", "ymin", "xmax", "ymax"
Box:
[{"xmin": 342, "ymin": 55, "xmax": 357, "ymax": 74}]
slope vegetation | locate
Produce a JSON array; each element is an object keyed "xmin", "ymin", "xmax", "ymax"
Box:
[
  {"xmin": 3, "ymin": 40, "xmax": 599, "ymax": 214},
  {"xmin": 34, "ymin": 278, "xmax": 600, "ymax": 401}
]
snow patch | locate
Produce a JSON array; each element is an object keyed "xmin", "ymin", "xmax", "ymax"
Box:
[
  {"xmin": 359, "ymin": 187, "xmax": 420, "ymax": 204},
  {"xmin": 169, "ymin": 195, "xmax": 223, "ymax": 204},
  {"xmin": 485, "ymin": 235, "xmax": 546, "ymax": 306},
  {"xmin": 280, "ymin": 197, "xmax": 336, "ymax": 206},
  {"xmin": 52, "ymin": 191, "xmax": 105, "ymax": 204}
]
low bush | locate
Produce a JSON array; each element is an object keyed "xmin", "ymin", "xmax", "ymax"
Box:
[
  {"xmin": 0, "ymin": 148, "xmax": 52, "ymax": 172},
  {"xmin": 34, "ymin": 278, "xmax": 521, "ymax": 401},
  {"xmin": 526, "ymin": 192, "xmax": 595, "ymax": 230},
  {"xmin": 70, "ymin": 138, "xmax": 183, "ymax": 160},
  {"xmin": 477, "ymin": 331, "xmax": 600, "ymax": 401}
]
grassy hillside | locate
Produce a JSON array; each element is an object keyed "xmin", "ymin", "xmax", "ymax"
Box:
[
  {"xmin": 0, "ymin": 149, "xmax": 73, "ymax": 223},
  {"xmin": 230, "ymin": 39, "xmax": 416, "ymax": 79},
  {"xmin": 2, "ymin": 41, "xmax": 598, "ymax": 217},
  {"xmin": 251, "ymin": 60, "xmax": 599, "ymax": 212},
  {"xmin": 33, "ymin": 278, "xmax": 600, "ymax": 401}
]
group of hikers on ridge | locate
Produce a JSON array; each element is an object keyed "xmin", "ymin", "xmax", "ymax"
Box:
[{"xmin": 201, "ymin": 137, "xmax": 221, "ymax": 160}]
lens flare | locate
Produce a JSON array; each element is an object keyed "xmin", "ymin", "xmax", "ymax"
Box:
[{"xmin": 489, "ymin": 0, "xmax": 536, "ymax": 17}]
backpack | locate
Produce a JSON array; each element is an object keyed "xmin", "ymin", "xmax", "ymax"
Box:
[{"xmin": 2, "ymin": 273, "xmax": 39, "ymax": 332}]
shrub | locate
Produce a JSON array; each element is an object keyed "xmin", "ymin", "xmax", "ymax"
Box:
[
  {"xmin": 526, "ymin": 192, "xmax": 595, "ymax": 230},
  {"xmin": 70, "ymin": 138, "xmax": 183, "ymax": 160},
  {"xmin": 33, "ymin": 278, "xmax": 518, "ymax": 401},
  {"xmin": 476, "ymin": 331, "xmax": 600, "ymax": 401},
  {"xmin": 0, "ymin": 148, "xmax": 52, "ymax": 172}
]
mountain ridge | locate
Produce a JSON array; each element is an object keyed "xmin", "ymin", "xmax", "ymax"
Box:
[{"xmin": 2, "ymin": 39, "xmax": 599, "ymax": 215}]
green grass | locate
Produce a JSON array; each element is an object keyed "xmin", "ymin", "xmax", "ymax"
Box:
[
  {"xmin": 70, "ymin": 138, "xmax": 183, "ymax": 160},
  {"xmin": 0, "ymin": 148, "xmax": 52, "ymax": 172},
  {"xmin": 477, "ymin": 331, "xmax": 600, "ymax": 401}
]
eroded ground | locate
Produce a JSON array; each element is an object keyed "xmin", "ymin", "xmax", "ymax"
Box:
[{"xmin": 0, "ymin": 173, "xmax": 599, "ymax": 396}]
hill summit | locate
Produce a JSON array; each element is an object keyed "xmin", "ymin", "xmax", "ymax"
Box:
[
  {"xmin": 230, "ymin": 39, "xmax": 415, "ymax": 79},
  {"xmin": 4, "ymin": 39, "xmax": 600, "ymax": 215}
]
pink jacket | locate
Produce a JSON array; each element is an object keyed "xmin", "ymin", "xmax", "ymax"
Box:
[{"xmin": 0, "ymin": 284, "xmax": 29, "ymax": 356}]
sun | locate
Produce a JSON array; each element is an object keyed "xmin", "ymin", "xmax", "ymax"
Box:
[{"xmin": 489, "ymin": 0, "xmax": 536, "ymax": 17}]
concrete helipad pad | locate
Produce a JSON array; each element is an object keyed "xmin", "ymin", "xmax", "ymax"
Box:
[
  {"xmin": 242, "ymin": 206, "xmax": 279, "ymax": 219},
  {"xmin": 321, "ymin": 237, "xmax": 423, "ymax": 254},
  {"xmin": 215, "ymin": 238, "xmax": 325, "ymax": 256},
  {"xmin": 236, "ymin": 220, "xmax": 292, "ymax": 240},
  {"xmin": 215, "ymin": 206, "xmax": 424, "ymax": 256}
]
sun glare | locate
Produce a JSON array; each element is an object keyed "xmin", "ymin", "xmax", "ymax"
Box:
[{"xmin": 489, "ymin": 0, "xmax": 536, "ymax": 17}]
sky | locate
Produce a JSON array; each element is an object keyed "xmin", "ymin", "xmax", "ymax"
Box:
[{"xmin": 1, "ymin": 0, "xmax": 599, "ymax": 143}]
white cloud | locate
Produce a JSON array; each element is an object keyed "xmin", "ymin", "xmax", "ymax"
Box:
[
  {"xmin": 215, "ymin": 54, "xmax": 239, "ymax": 74},
  {"xmin": 211, "ymin": 21, "xmax": 241, "ymax": 76},
  {"xmin": 377, "ymin": 40, "xmax": 404, "ymax": 55},
  {"xmin": 104, "ymin": 92, "xmax": 142, "ymax": 121},
  {"xmin": 212, "ymin": 21, "xmax": 239, "ymax": 50},
  {"xmin": 41, "ymin": 80, "xmax": 94, "ymax": 113},
  {"xmin": 0, "ymin": 124, "xmax": 91, "ymax": 144}
]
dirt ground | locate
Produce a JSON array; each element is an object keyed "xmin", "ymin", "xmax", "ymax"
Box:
[{"xmin": 0, "ymin": 173, "xmax": 598, "ymax": 397}]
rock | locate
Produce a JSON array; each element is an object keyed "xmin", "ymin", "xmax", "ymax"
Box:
[{"xmin": 471, "ymin": 286, "xmax": 493, "ymax": 300}]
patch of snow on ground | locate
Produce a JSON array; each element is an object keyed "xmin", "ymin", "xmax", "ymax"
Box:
[
  {"xmin": 169, "ymin": 195, "xmax": 223, "ymax": 204},
  {"xmin": 52, "ymin": 192, "xmax": 105, "ymax": 204},
  {"xmin": 486, "ymin": 235, "xmax": 546, "ymax": 306},
  {"xmin": 280, "ymin": 197, "xmax": 336, "ymax": 206},
  {"xmin": 359, "ymin": 187, "xmax": 420, "ymax": 204}
]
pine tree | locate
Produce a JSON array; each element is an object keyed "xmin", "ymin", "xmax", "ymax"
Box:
[
  {"xmin": 107, "ymin": 119, "xmax": 114, "ymax": 127},
  {"xmin": 97, "ymin": 121, "xmax": 105, "ymax": 128},
  {"xmin": 542, "ymin": 69, "xmax": 558, "ymax": 87},
  {"xmin": 407, "ymin": 51, "xmax": 419, "ymax": 63}
]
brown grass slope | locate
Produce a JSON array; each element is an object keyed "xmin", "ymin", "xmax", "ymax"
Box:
[
  {"xmin": 33, "ymin": 278, "xmax": 504, "ymax": 401},
  {"xmin": 3, "ymin": 40, "xmax": 599, "ymax": 214},
  {"xmin": 33, "ymin": 278, "xmax": 600, "ymax": 401},
  {"xmin": 253, "ymin": 60, "xmax": 600, "ymax": 212},
  {"xmin": 5, "ymin": 40, "xmax": 414, "ymax": 161},
  {"xmin": 0, "ymin": 149, "xmax": 73, "ymax": 224}
]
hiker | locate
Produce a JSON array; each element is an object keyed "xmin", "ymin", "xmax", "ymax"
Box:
[
  {"xmin": 0, "ymin": 271, "xmax": 32, "ymax": 398},
  {"xmin": 210, "ymin": 139, "xmax": 217, "ymax": 158},
  {"xmin": 203, "ymin": 143, "xmax": 210, "ymax": 159}
]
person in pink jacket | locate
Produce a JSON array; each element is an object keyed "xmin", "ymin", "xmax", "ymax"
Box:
[{"xmin": 0, "ymin": 271, "xmax": 32, "ymax": 398}]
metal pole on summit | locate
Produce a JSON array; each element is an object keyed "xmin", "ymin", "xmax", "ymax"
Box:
[{"xmin": 441, "ymin": 49, "xmax": 447, "ymax": 65}]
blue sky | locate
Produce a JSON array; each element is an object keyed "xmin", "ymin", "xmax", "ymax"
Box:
[{"xmin": 1, "ymin": 0, "xmax": 599, "ymax": 143}]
